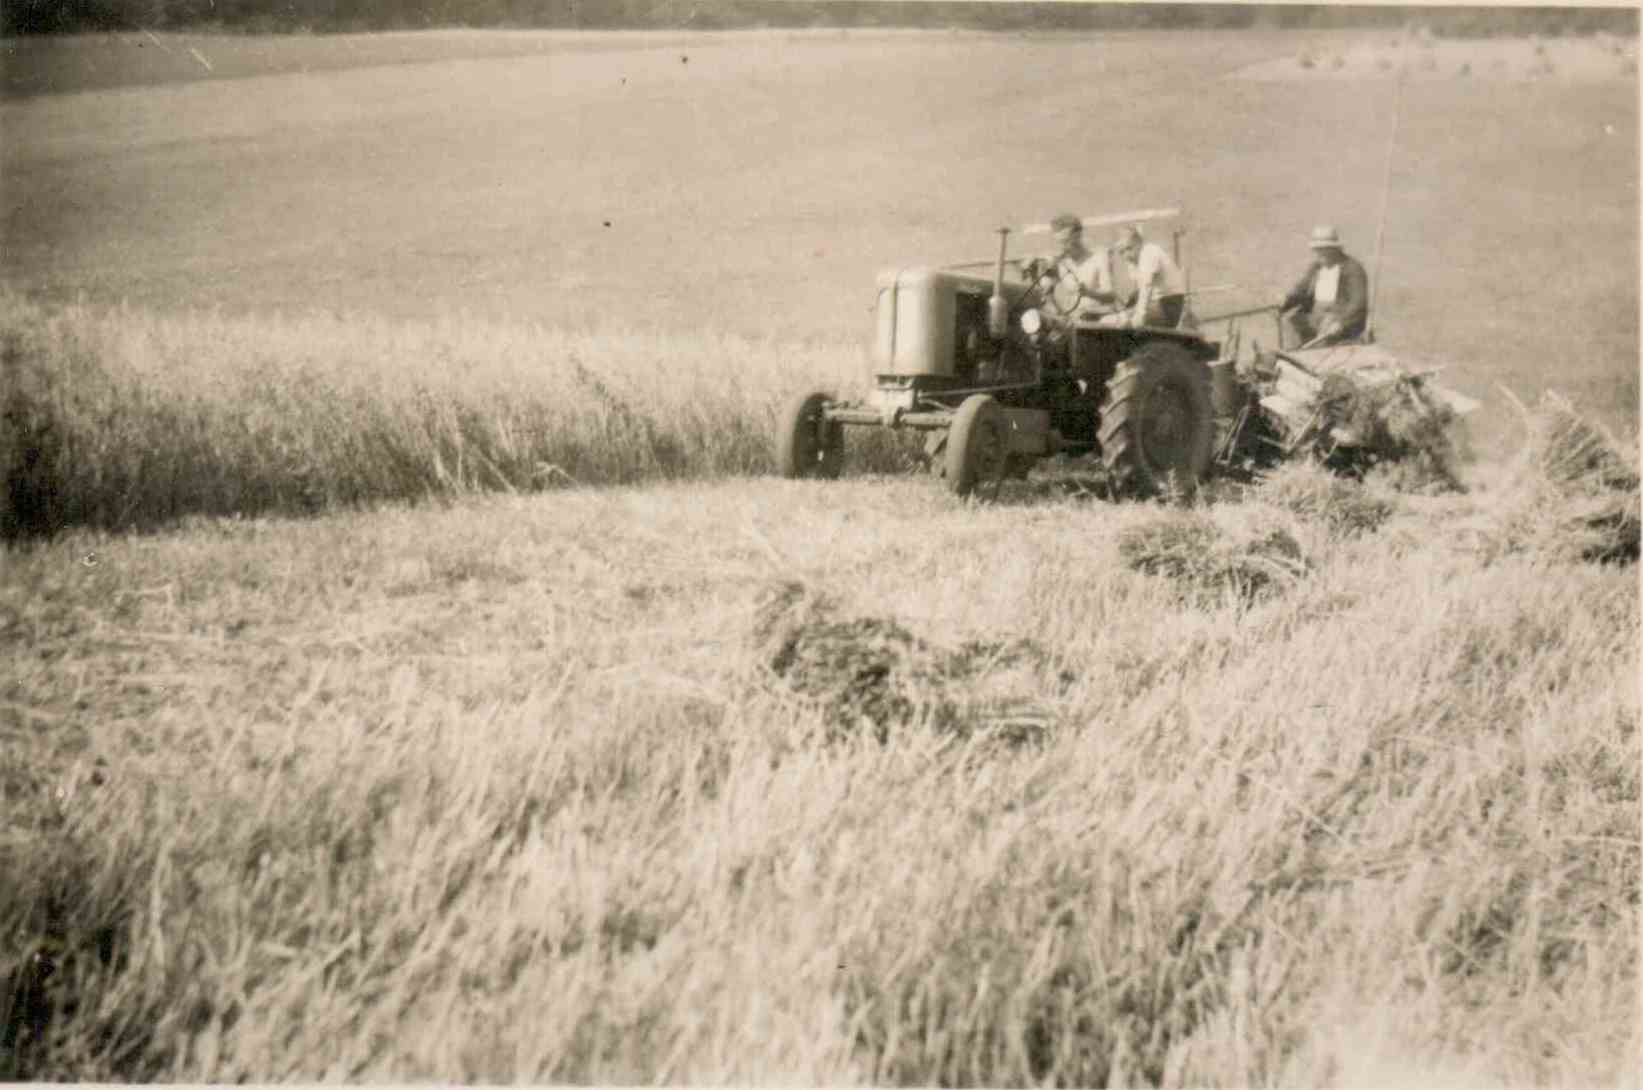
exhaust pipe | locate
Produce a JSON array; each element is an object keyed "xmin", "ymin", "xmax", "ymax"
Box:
[{"xmin": 988, "ymin": 227, "xmax": 1010, "ymax": 339}]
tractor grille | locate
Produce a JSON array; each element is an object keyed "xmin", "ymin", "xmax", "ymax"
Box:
[{"xmin": 953, "ymin": 292, "xmax": 990, "ymax": 380}]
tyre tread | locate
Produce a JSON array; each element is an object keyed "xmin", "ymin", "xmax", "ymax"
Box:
[{"xmin": 1098, "ymin": 344, "xmax": 1214, "ymax": 498}]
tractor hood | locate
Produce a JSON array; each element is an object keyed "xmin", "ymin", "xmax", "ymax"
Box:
[{"xmin": 873, "ymin": 266, "xmax": 1013, "ymax": 378}]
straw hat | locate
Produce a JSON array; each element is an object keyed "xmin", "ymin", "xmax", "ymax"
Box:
[{"xmin": 1309, "ymin": 225, "xmax": 1344, "ymax": 250}]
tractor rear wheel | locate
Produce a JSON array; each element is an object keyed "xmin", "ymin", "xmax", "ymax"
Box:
[
  {"xmin": 945, "ymin": 394, "xmax": 1008, "ymax": 499},
  {"xmin": 776, "ymin": 391, "xmax": 843, "ymax": 479},
  {"xmin": 1098, "ymin": 342, "xmax": 1215, "ymax": 498}
]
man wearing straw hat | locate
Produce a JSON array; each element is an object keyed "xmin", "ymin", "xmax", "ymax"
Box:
[{"xmin": 1279, "ymin": 225, "xmax": 1370, "ymax": 348}]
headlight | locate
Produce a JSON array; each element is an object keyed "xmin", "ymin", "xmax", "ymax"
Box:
[{"xmin": 1019, "ymin": 308, "xmax": 1043, "ymax": 336}]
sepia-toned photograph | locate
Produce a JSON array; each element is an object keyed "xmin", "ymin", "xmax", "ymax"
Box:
[{"xmin": 2, "ymin": 0, "xmax": 1637, "ymax": 1083}]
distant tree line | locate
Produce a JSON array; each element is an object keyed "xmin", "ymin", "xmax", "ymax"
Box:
[{"xmin": 4, "ymin": 0, "xmax": 1635, "ymax": 39}]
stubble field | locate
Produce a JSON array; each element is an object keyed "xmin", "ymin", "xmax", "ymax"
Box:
[{"xmin": 2, "ymin": 27, "xmax": 1639, "ymax": 1085}]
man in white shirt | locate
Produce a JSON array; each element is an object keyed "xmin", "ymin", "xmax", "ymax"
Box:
[
  {"xmin": 1038, "ymin": 212, "xmax": 1119, "ymax": 319},
  {"xmin": 1279, "ymin": 225, "xmax": 1370, "ymax": 347},
  {"xmin": 1114, "ymin": 225, "xmax": 1186, "ymax": 329}
]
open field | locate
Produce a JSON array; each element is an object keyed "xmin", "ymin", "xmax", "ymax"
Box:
[
  {"xmin": 3, "ymin": 29, "xmax": 1637, "ymax": 456},
  {"xmin": 2, "ymin": 27, "xmax": 1640, "ymax": 1085},
  {"xmin": 1240, "ymin": 27, "xmax": 1641, "ymax": 82},
  {"xmin": 0, "ymin": 27, "xmax": 721, "ymax": 98}
]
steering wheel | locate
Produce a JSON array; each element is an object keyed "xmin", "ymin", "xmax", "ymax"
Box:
[
  {"xmin": 1047, "ymin": 266, "xmax": 1087, "ymax": 318},
  {"xmin": 1019, "ymin": 258, "xmax": 1086, "ymax": 322}
]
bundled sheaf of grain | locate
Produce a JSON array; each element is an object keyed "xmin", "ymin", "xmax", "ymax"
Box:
[
  {"xmin": 1253, "ymin": 460, "xmax": 1398, "ymax": 537},
  {"xmin": 752, "ymin": 581, "xmax": 1063, "ymax": 744},
  {"xmin": 1527, "ymin": 391, "xmax": 1639, "ymax": 493},
  {"xmin": 1476, "ymin": 391, "xmax": 1640, "ymax": 565},
  {"xmin": 1117, "ymin": 506, "xmax": 1311, "ymax": 605},
  {"xmin": 1315, "ymin": 370, "xmax": 1466, "ymax": 492}
]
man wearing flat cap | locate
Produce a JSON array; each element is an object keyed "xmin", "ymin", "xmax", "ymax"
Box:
[{"xmin": 1279, "ymin": 225, "xmax": 1370, "ymax": 348}]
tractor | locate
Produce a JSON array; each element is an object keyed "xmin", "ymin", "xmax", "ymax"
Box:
[{"xmin": 776, "ymin": 209, "xmax": 1255, "ymax": 499}]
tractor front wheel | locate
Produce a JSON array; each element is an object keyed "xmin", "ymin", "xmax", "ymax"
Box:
[
  {"xmin": 776, "ymin": 391, "xmax": 843, "ymax": 479},
  {"xmin": 945, "ymin": 394, "xmax": 1008, "ymax": 499},
  {"xmin": 1098, "ymin": 342, "xmax": 1215, "ymax": 498}
]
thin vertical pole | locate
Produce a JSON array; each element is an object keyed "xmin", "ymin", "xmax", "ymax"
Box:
[{"xmin": 1366, "ymin": 57, "xmax": 1405, "ymax": 344}]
